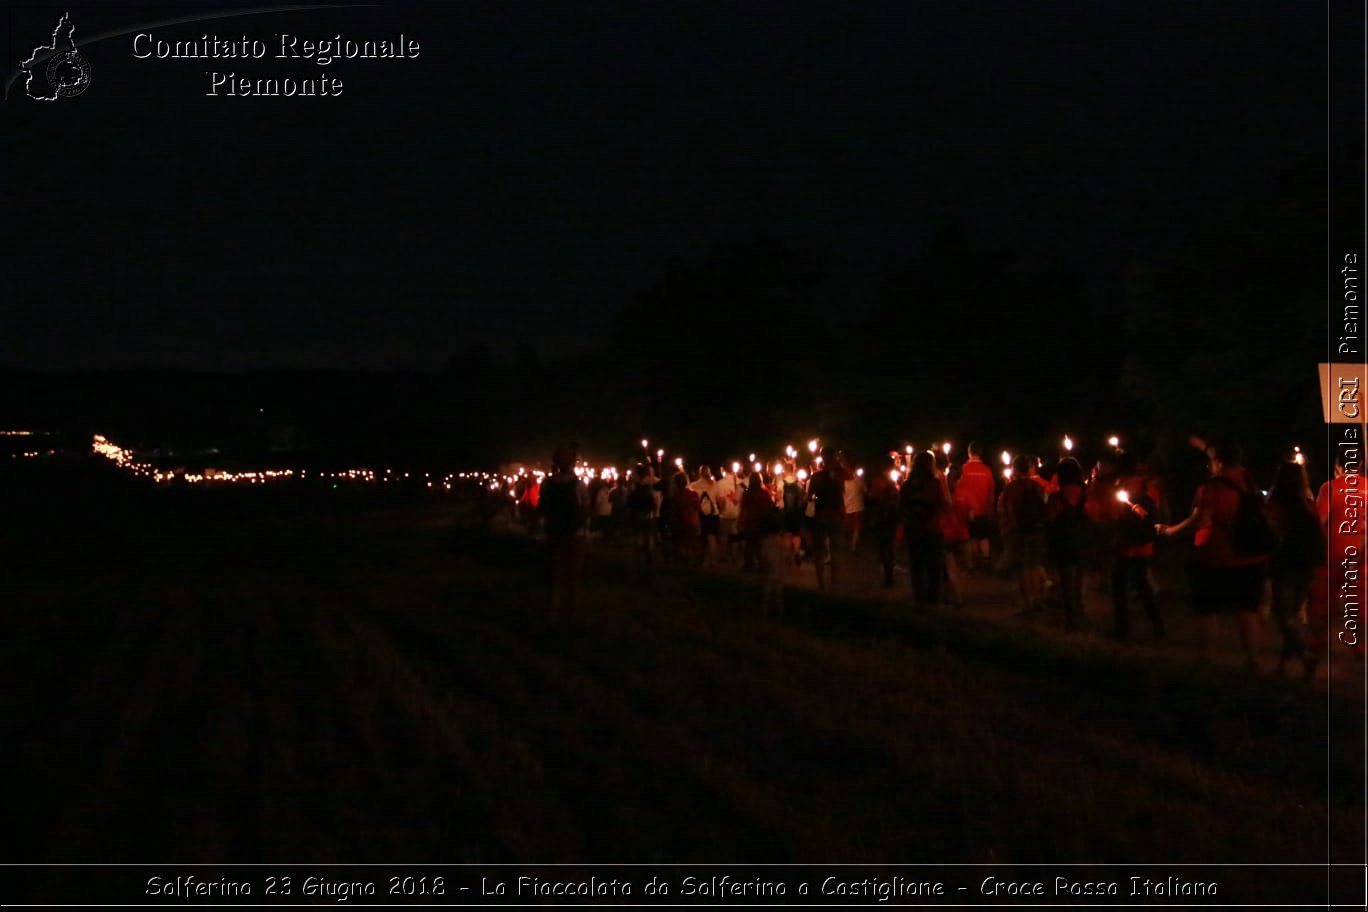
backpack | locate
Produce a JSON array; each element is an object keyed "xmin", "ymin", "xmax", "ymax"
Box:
[
  {"xmin": 698, "ymin": 490, "xmax": 716, "ymax": 516},
  {"xmin": 1210, "ymin": 477, "xmax": 1276, "ymax": 557}
]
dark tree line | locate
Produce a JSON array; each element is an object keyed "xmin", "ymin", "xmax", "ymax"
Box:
[{"xmin": 3, "ymin": 165, "xmax": 1324, "ymax": 484}]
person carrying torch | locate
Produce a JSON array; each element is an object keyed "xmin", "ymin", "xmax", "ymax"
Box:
[
  {"xmin": 1109, "ymin": 452, "xmax": 1165, "ymax": 640},
  {"xmin": 866, "ymin": 455, "xmax": 902, "ymax": 587}
]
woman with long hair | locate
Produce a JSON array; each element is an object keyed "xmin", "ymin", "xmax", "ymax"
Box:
[
  {"xmin": 1045, "ymin": 456, "xmax": 1091, "ymax": 632},
  {"xmin": 899, "ymin": 450, "xmax": 948, "ymax": 610}
]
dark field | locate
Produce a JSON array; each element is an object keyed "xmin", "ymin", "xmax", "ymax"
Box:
[{"xmin": 3, "ymin": 464, "xmax": 1361, "ymax": 881}]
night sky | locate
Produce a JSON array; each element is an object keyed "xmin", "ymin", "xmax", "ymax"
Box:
[{"xmin": 3, "ymin": 1, "xmax": 1323, "ymax": 370}]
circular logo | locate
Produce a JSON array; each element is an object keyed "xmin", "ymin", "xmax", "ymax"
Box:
[{"xmin": 45, "ymin": 50, "xmax": 91, "ymax": 98}]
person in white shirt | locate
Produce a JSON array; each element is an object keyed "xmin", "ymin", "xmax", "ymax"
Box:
[
  {"xmin": 714, "ymin": 465, "xmax": 743, "ymax": 564},
  {"xmin": 844, "ymin": 470, "xmax": 867, "ymax": 552},
  {"xmin": 689, "ymin": 466, "xmax": 722, "ymax": 567}
]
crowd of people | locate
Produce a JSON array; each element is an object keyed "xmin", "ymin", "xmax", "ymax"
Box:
[{"xmin": 518, "ymin": 436, "xmax": 1355, "ymax": 681}]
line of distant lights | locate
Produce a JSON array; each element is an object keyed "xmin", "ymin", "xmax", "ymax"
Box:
[
  {"xmin": 90, "ymin": 433, "xmax": 551, "ymax": 497},
  {"xmin": 62, "ymin": 432, "xmax": 1320, "ymax": 497}
]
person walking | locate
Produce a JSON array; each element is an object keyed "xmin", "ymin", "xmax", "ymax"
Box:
[
  {"xmin": 1045, "ymin": 456, "xmax": 1092, "ymax": 632},
  {"xmin": 866, "ymin": 458, "xmax": 902, "ymax": 587},
  {"xmin": 900, "ymin": 451, "xmax": 947, "ymax": 610},
  {"xmin": 1266, "ymin": 459, "xmax": 1324, "ymax": 676},
  {"xmin": 1109, "ymin": 453, "xmax": 1165, "ymax": 641},
  {"xmin": 1001, "ymin": 454, "xmax": 1048, "ymax": 615},
  {"xmin": 808, "ymin": 447, "xmax": 848, "ymax": 593},
  {"xmin": 957, "ymin": 442, "xmax": 998, "ymax": 572},
  {"xmin": 741, "ymin": 471, "xmax": 774, "ymax": 572},
  {"xmin": 538, "ymin": 447, "xmax": 589, "ymax": 622},
  {"xmin": 1158, "ymin": 439, "xmax": 1271, "ymax": 670},
  {"xmin": 690, "ymin": 465, "xmax": 722, "ymax": 568},
  {"xmin": 844, "ymin": 468, "xmax": 867, "ymax": 553}
]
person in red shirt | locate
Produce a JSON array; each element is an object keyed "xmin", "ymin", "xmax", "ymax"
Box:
[
  {"xmin": 740, "ymin": 471, "xmax": 774, "ymax": 572},
  {"xmin": 935, "ymin": 449, "xmax": 969, "ymax": 608},
  {"xmin": 956, "ymin": 442, "xmax": 997, "ymax": 572},
  {"xmin": 899, "ymin": 451, "xmax": 948, "ymax": 610},
  {"xmin": 1315, "ymin": 450, "xmax": 1367, "ymax": 662},
  {"xmin": 666, "ymin": 471, "xmax": 702, "ymax": 566},
  {"xmin": 1158, "ymin": 439, "xmax": 1268, "ymax": 668}
]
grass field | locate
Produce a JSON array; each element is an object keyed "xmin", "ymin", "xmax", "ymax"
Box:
[{"xmin": 3, "ymin": 465, "xmax": 1361, "ymax": 893}]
